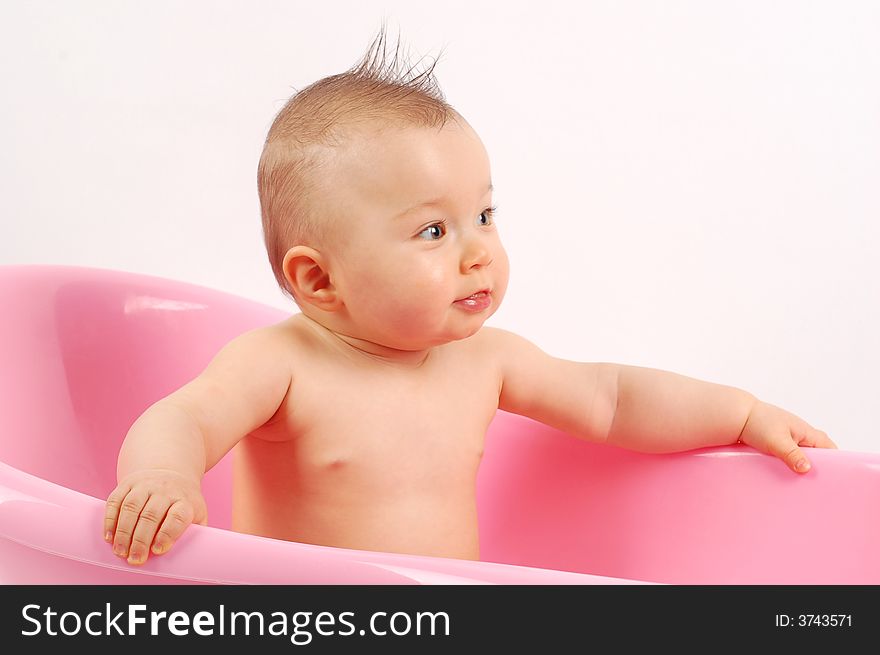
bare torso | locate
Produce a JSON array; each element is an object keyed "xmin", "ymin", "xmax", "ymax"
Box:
[{"xmin": 231, "ymin": 314, "xmax": 501, "ymax": 560}]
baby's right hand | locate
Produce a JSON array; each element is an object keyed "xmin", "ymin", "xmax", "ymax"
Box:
[{"xmin": 104, "ymin": 469, "xmax": 208, "ymax": 566}]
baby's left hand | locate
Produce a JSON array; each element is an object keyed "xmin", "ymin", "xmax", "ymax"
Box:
[{"xmin": 738, "ymin": 400, "xmax": 837, "ymax": 473}]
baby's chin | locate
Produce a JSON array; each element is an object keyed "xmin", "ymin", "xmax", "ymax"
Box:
[
  {"xmin": 355, "ymin": 303, "xmax": 500, "ymax": 350},
  {"xmin": 355, "ymin": 322, "xmax": 484, "ymax": 352},
  {"xmin": 440, "ymin": 307, "xmax": 499, "ymax": 343},
  {"xmin": 406, "ymin": 320, "xmax": 492, "ymax": 349}
]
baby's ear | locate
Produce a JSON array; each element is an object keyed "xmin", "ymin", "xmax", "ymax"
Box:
[{"xmin": 282, "ymin": 246, "xmax": 342, "ymax": 311}]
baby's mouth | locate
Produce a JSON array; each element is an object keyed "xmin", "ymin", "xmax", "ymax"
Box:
[
  {"xmin": 456, "ymin": 289, "xmax": 490, "ymax": 302},
  {"xmin": 454, "ymin": 289, "xmax": 492, "ymax": 311}
]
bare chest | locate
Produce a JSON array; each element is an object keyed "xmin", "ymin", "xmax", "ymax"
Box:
[{"xmin": 252, "ymin": 350, "xmax": 500, "ymax": 494}]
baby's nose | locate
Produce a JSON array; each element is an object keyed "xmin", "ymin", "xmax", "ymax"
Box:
[{"xmin": 460, "ymin": 241, "xmax": 493, "ymax": 272}]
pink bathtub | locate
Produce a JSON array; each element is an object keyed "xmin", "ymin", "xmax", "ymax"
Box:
[{"xmin": 1, "ymin": 265, "xmax": 878, "ymax": 584}]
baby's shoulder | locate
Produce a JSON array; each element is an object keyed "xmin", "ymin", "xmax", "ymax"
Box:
[
  {"xmin": 250, "ymin": 313, "xmax": 315, "ymax": 356},
  {"xmin": 219, "ymin": 314, "xmax": 311, "ymax": 372}
]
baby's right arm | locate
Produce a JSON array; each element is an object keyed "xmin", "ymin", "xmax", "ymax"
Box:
[{"xmin": 104, "ymin": 325, "xmax": 292, "ymax": 565}]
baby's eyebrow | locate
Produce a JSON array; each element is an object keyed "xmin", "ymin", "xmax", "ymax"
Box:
[{"xmin": 393, "ymin": 182, "xmax": 493, "ymax": 219}]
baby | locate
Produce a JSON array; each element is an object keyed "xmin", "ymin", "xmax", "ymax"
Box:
[{"xmin": 104, "ymin": 29, "xmax": 836, "ymax": 566}]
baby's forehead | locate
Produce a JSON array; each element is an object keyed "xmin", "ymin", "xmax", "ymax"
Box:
[
  {"xmin": 336, "ymin": 109, "xmax": 471, "ymax": 147},
  {"xmin": 311, "ymin": 132, "xmax": 488, "ymax": 236},
  {"xmin": 341, "ymin": 125, "xmax": 485, "ymax": 195}
]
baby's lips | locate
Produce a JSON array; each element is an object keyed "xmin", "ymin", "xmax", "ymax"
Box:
[{"xmin": 455, "ymin": 288, "xmax": 490, "ymax": 302}]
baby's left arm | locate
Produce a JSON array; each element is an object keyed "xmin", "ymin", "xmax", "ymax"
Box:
[{"xmin": 486, "ymin": 328, "xmax": 836, "ymax": 473}]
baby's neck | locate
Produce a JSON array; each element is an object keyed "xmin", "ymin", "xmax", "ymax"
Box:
[
  {"xmin": 299, "ymin": 314, "xmax": 434, "ymax": 369},
  {"xmin": 331, "ymin": 331, "xmax": 434, "ymax": 369}
]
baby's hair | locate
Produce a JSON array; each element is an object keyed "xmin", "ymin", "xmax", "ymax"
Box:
[{"xmin": 258, "ymin": 22, "xmax": 458, "ymax": 300}]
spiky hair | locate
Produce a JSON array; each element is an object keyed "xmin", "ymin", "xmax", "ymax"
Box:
[{"xmin": 257, "ymin": 23, "xmax": 456, "ymax": 300}]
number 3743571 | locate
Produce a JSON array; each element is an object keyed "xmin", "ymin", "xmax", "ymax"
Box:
[{"xmin": 775, "ymin": 614, "xmax": 852, "ymax": 628}]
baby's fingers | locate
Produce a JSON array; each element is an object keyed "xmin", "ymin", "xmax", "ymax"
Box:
[
  {"xmin": 768, "ymin": 437, "xmax": 812, "ymax": 474},
  {"xmin": 150, "ymin": 499, "xmax": 196, "ymax": 558},
  {"xmin": 127, "ymin": 494, "xmax": 173, "ymax": 565},
  {"xmin": 104, "ymin": 483, "xmax": 132, "ymax": 544},
  {"xmin": 798, "ymin": 427, "xmax": 838, "ymax": 450},
  {"xmin": 110, "ymin": 487, "xmax": 149, "ymax": 559}
]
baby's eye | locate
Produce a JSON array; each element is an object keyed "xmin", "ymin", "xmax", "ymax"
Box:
[
  {"xmin": 477, "ymin": 205, "xmax": 497, "ymax": 227},
  {"xmin": 417, "ymin": 222, "xmax": 447, "ymax": 240}
]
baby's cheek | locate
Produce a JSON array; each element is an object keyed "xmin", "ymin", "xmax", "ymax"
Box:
[
  {"xmin": 392, "ymin": 277, "xmax": 446, "ymax": 320},
  {"xmin": 348, "ymin": 257, "xmax": 452, "ymax": 333},
  {"xmin": 384, "ymin": 258, "xmax": 445, "ymax": 297},
  {"xmin": 388, "ymin": 269, "xmax": 449, "ymax": 323}
]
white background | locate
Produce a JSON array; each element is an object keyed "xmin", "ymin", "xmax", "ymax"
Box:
[{"xmin": 2, "ymin": 1, "xmax": 877, "ymax": 453}]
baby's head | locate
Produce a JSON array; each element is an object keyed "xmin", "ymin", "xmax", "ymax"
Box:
[{"xmin": 257, "ymin": 27, "xmax": 509, "ymax": 352}]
